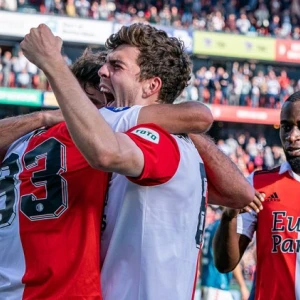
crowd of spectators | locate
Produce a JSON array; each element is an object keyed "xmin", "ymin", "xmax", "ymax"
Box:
[
  {"xmin": 178, "ymin": 62, "xmax": 299, "ymax": 108},
  {"xmin": 1, "ymin": 47, "xmax": 298, "ymax": 108},
  {"xmin": 215, "ymin": 131, "xmax": 285, "ymax": 176},
  {"xmin": 0, "ymin": 48, "xmax": 72, "ymax": 90},
  {"xmin": 1, "ymin": 0, "xmax": 300, "ymax": 39}
]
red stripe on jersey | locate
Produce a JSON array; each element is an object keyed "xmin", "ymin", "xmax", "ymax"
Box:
[
  {"xmin": 191, "ymin": 251, "xmax": 201, "ymax": 300},
  {"xmin": 125, "ymin": 123, "xmax": 180, "ymax": 186},
  {"xmin": 18, "ymin": 123, "xmax": 108, "ymax": 299}
]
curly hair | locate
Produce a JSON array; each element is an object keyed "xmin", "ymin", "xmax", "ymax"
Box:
[
  {"xmin": 70, "ymin": 48, "xmax": 107, "ymax": 91},
  {"xmin": 105, "ymin": 23, "xmax": 192, "ymax": 104}
]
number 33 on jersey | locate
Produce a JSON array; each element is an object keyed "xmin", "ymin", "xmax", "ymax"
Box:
[{"xmin": 0, "ymin": 123, "xmax": 109, "ymax": 299}]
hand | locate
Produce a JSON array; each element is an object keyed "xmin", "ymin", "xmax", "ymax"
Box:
[
  {"xmin": 41, "ymin": 109, "xmax": 64, "ymax": 128},
  {"xmin": 242, "ymin": 190, "xmax": 265, "ymax": 214},
  {"xmin": 223, "ymin": 190, "xmax": 265, "ymax": 219},
  {"xmin": 240, "ymin": 285, "xmax": 250, "ymax": 300},
  {"xmin": 20, "ymin": 24, "xmax": 63, "ymax": 71}
]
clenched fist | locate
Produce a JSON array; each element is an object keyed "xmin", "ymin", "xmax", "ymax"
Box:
[{"xmin": 20, "ymin": 24, "xmax": 64, "ymax": 71}]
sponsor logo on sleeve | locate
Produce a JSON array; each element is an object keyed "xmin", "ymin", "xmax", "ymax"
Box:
[
  {"xmin": 105, "ymin": 107, "xmax": 130, "ymax": 112},
  {"xmin": 131, "ymin": 128, "xmax": 160, "ymax": 144}
]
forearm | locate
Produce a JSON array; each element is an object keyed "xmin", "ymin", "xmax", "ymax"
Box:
[
  {"xmin": 44, "ymin": 58, "xmax": 120, "ymax": 169},
  {"xmin": 213, "ymin": 211, "xmax": 245, "ymax": 273},
  {"xmin": 189, "ymin": 134, "xmax": 254, "ymax": 208},
  {"xmin": 138, "ymin": 101, "xmax": 213, "ymax": 134},
  {"xmin": 0, "ymin": 112, "xmax": 45, "ymax": 161},
  {"xmin": 233, "ymin": 264, "xmax": 248, "ymax": 290}
]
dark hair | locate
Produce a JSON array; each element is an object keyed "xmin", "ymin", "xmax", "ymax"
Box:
[
  {"xmin": 105, "ymin": 23, "xmax": 192, "ymax": 104},
  {"xmin": 70, "ymin": 48, "xmax": 107, "ymax": 91},
  {"xmin": 285, "ymin": 91, "xmax": 300, "ymax": 103}
]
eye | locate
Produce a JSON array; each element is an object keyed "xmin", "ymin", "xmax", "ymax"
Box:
[
  {"xmin": 112, "ymin": 63, "xmax": 121, "ymax": 70},
  {"xmin": 281, "ymin": 124, "xmax": 291, "ymax": 132}
]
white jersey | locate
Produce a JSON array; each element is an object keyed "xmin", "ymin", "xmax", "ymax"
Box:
[{"xmin": 101, "ymin": 124, "xmax": 207, "ymax": 300}]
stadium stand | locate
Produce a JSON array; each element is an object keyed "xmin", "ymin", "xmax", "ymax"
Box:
[{"xmin": 0, "ymin": 1, "xmax": 295, "ymax": 299}]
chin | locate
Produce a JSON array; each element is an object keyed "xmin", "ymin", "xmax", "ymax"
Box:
[{"xmin": 286, "ymin": 155, "xmax": 300, "ymax": 174}]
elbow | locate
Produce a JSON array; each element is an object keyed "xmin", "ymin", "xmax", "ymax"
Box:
[
  {"xmin": 203, "ymin": 108, "xmax": 214, "ymax": 132},
  {"xmin": 225, "ymin": 183, "xmax": 255, "ymax": 210},
  {"xmin": 189, "ymin": 102, "xmax": 214, "ymax": 133},
  {"xmin": 214, "ymin": 258, "xmax": 236, "ymax": 274},
  {"xmin": 88, "ymin": 151, "xmax": 120, "ymax": 171},
  {"xmin": 234, "ymin": 184, "xmax": 255, "ymax": 209}
]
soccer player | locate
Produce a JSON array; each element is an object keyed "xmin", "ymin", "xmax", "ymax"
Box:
[
  {"xmin": 0, "ymin": 51, "xmax": 141, "ymax": 299},
  {"xmin": 214, "ymin": 91, "xmax": 300, "ymax": 300},
  {"xmin": 19, "ymin": 23, "xmax": 254, "ymax": 300},
  {"xmin": 200, "ymin": 206, "xmax": 249, "ymax": 300},
  {"xmin": 0, "ymin": 49, "xmax": 212, "ymax": 299}
]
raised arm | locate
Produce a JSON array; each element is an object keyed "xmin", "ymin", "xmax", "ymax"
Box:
[
  {"xmin": 189, "ymin": 133, "xmax": 255, "ymax": 208},
  {"xmin": 213, "ymin": 208, "xmax": 251, "ymax": 273},
  {"xmin": 0, "ymin": 110, "xmax": 63, "ymax": 161},
  {"xmin": 20, "ymin": 26, "xmax": 143, "ymax": 177},
  {"xmin": 138, "ymin": 101, "xmax": 213, "ymax": 134}
]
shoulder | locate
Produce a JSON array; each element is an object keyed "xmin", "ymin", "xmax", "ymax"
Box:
[
  {"xmin": 252, "ymin": 166, "xmax": 281, "ymax": 188},
  {"xmin": 126, "ymin": 123, "xmax": 180, "ymax": 186},
  {"xmin": 99, "ymin": 106, "xmax": 142, "ymax": 131},
  {"xmin": 254, "ymin": 166, "xmax": 281, "ymax": 177}
]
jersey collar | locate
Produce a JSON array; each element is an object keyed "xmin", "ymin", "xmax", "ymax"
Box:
[{"xmin": 279, "ymin": 161, "xmax": 300, "ymax": 182}]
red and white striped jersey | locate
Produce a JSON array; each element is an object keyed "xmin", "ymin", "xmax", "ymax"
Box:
[
  {"xmin": 0, "ymin": 106, "xmax": 141, "ymax": 299},
  {"xmin": 237, "ymin": 162, "xmax": 300, "ymax": 300},
  {"xmin": 101, "ymin": 124, "xmax": 207, "ymax": 300}
]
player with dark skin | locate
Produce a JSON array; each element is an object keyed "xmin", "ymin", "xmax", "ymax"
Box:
[{"xmin": 214, "ymin": 92, "xmax": 300, "ymax": 274}]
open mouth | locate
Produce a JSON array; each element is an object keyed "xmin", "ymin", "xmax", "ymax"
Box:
[
  {"xmin": 286, "ymin": 147, "xmax": 300, "ymax": 156},
  {"xmin": 100, "ymin": 87, "xmax": 115, "ymax": 106}
]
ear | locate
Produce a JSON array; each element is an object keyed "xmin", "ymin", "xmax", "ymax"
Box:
[{"xmin": 142, "ymin": 77, "xmax": 162, "ymax": 98}]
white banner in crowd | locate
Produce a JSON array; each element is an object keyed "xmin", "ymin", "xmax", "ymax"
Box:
[{"xmin": 0, "ymin": 11, "xmax": 113, "ymax": 45}]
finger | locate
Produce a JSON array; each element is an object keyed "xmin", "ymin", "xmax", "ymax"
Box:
[
  {"xmin": 55, "ymin": 36, "xmax": 63, "ymax": 49},
  {"xmin": 252, "ymin": 196, "xmax": 263, "ymax": 210},
  {"xmin": 29, "ymin": 27, "xmax": 38, "ymax": 36},
  {"xmin": 241, "ymin": 207, "xmax": 252, "ymax": 213},
  {"xmin": 248, "ymin": 202, "xmax": 260, "ymax": 213},
  {"xmin": 255, "ymin": 191, "xmax": 265, "ymax": 202},
  {"xmin": 39, "ymin": 23, "xmax": 51, "ymax": 32}
]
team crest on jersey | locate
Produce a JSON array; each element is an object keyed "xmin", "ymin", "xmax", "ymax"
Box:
[
  {"xmin": 131, "ymin": 128, "xmax": 160, "ymax": 144},
  {"xmin": 105, "ymin": 107, "xmax": 130, "ymax": 112}
]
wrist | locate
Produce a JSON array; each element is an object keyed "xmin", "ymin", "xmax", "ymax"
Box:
[
  {"xmin": 43, "ymin": 55, "xmax": 66, "ymax": 77},
  {"xmin": 35, "ymin": 111, "xmax": 48, "ymax": 127},
  {"xmin": 222, "ymin": 208, "xmax": 241, "ymax": 221}
]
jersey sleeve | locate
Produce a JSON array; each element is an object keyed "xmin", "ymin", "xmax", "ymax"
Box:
[
  {"xmin": 125, "ymin": 123, "xmax": 180, "ymax": 186},
  {"xmin": 236, "ymin": 172, "xmax": 257, "ymax": 240},
  {"xmin": 5, "ymin": 131, "xmax": 35, "ymax": 161},
  {"xmin": 237, "ymin": 211, "xmax": 257, "ymax": 240},
  {"xmin": 99, "ymin": 105, "xmax": 142, "ymax": 132}
]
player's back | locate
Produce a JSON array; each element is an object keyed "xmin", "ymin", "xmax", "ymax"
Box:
[
  {"xmin": 0, "ymin": 122, "xmax": 108, "ymax": 299},
  {"xmin": 101, "ymin": 134, "xmax": 207, "ymax": 300}
]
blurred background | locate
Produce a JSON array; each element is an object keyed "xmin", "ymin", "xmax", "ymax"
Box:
[{"xmin": 0, "ymin": 0, "xmax": 298, "ymax": 298}]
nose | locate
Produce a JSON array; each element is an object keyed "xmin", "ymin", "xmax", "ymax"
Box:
[
  {"xmin": 98, "ymin": 63, "xmax": 109, "ymax": 79},
  {"xmin": 288, "ymin": 126, "xmax": 300, "ymax": 143}
]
